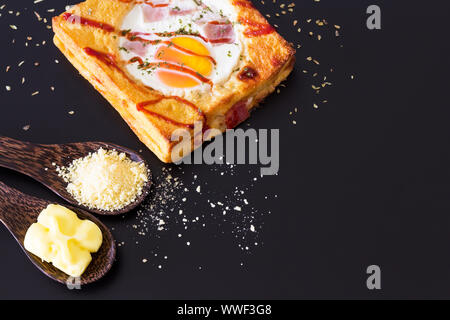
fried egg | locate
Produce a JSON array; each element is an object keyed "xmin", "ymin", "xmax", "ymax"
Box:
[{"xmin": 119, "ymin": 0, "xmax": 243, "ymax": 97}]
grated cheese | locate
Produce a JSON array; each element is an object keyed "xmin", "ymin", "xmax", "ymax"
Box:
[{"xmin": 56, "ymin": 148, "xmax": 148, "ymax": 212}]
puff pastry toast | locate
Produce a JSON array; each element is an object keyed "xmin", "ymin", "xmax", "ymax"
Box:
[{"xmin": 52, "ymin": 0, "xmax": 295, "ymax": 162}]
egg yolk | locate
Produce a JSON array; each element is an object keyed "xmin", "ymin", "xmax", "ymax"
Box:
[{"xmin": 155, "ymin": 36, "xmax": 214, "ymax": 88}]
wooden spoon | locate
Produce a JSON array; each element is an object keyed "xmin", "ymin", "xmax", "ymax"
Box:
[
  {"xmin": 0, "ymin": 181, "xmax": 116, "ymax": 285},
  {"xmin": 0, "ymin": 136, "xmax": 152, "ymax": 216}
]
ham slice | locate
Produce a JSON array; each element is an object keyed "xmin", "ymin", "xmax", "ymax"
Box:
[
  {"xmin": 195, "ymin": 11, "xmax": 230, "ymax": 25},
  {"xmin": 141, "ymin": 3, "xmax": 169, "ymax": 23},
  {"xmin": 122, "ymin": 40, "xmax": 148, "ymax": 57},
  {"xmin": 202, "ymin": 22, "xmax": 235, "ymax": 44},
  {"xmin": 226, "ymin": 100, "xmax": 250, "ymax": 129},
  {"xmin": 170, "ymin": 7, "xmax": 195, "ymax": 16}
]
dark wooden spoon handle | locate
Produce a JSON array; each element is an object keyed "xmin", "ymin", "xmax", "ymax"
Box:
[
  {"xmin": 0, "ymin": 181, "xmax": 44, "ymax": 242},
  {"xmin": 0, "ymin": 136, "xmax": 66, "ymax": 190},
  {"xmin": 0, "ymin": 136, "xmax": 40, "ymax": 175}
]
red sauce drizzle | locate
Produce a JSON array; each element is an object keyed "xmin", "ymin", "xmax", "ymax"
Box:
[
  {"xmin": 83, "ymin": 47, "xmax": 155, "ymax": 97},
  {"xmin": 128, "ymin": 58, "xmax": 213, "ymax": 86},
  {"xmin": 239, "ymin": 19, "xmax": 275, "ymax": 37},
  {"xmin": 118, "ymin": 0, "xmax": 169, "ymax": 6},
  {"xmin": 62, "ymin": 13, "xmax": 115, "ymax": 32},
  {"xmin": 238, "ymin": 66, "xmax": 259, "ymax": 81},
  {"xmin": 137, "ymin": 96, "xmax": 205, "ymax": 129},
  {"xmin": 146, "ymin": 2, "xmax": 169, "ymax": 8},
  {"xmin": 126, "ymin": 35, "xmax": 217, "ymax": 65},
  {"xmin": 84, "ymin": 48, "xmax": 119, "ymax": 70},
  {"xmin": 232, "ymin": 0, "xmax": 254, "ymax": 9},
  {"xmin": 208, "ymin": 38, "xmax": 232, "ymax": 44},
  {"xmin": 155, "ymin": 31, "xmax": 231, "ymax": 45},
  {"xmin": 208, "ymin": 21, "xmax": 231, "ymax": 25},
  {"xmin": 129, "ymin": 57, "xmax": 145, "ymax": 65}
]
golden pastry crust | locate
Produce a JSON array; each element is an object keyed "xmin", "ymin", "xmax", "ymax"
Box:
[{"xmin": 52, "ymin": 0, "xmax": 295, "ymax": 163}]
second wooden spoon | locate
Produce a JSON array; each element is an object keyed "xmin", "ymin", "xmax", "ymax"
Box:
[{"xmin": 0, "ymin": 181, "xmax": 116, "ymax": 285}]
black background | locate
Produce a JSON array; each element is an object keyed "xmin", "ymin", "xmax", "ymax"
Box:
[{"xmin": 1, "ymin": 0, "xmax": 450, "ymax": 299}]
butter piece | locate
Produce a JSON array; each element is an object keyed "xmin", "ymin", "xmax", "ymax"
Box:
[{"xmin": 24, "ymin": 204, "xmax": 103, "ymax": 278}]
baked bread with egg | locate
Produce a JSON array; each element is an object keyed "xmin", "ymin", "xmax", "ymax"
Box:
[{"xmin": 53, "ymin": 0, "xmax": 295, "ymax": 162}]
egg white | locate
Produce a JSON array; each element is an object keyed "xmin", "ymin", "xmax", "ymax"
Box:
[{"xmin": 119, "ymin": 0, "xmax": 243, "ymax": 97}]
